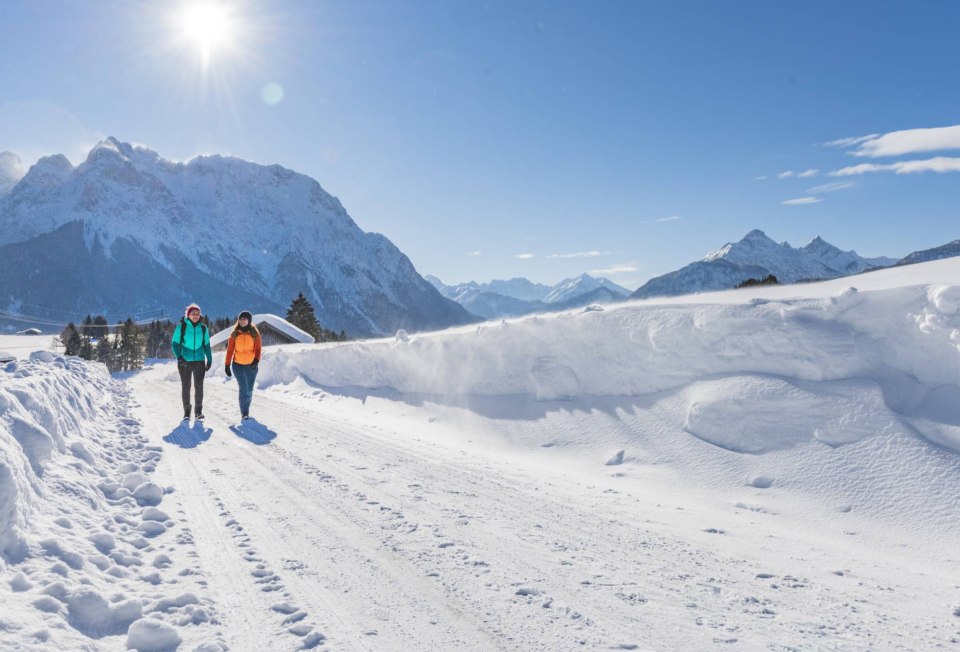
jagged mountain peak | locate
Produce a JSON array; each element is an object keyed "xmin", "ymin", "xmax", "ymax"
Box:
[
  {"xmin": 633, "ymin": 230, "xmax": 896, "ymax": 300},
  {"xmin": 0, "ymin": 139, "xmax": 475, "ymax": 335}
]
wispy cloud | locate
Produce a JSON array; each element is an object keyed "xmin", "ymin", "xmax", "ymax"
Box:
[
  {"xmin": 777, "ymin": 170, "xmax": 795, "ymax": 179},
  {"xmin": 547, "ymin": 251, "xmax": 608, "ymax": 259},
  {"xmin": 590, "ymin": 264, "xmax": 641, "ymax": 275},
  {"xmin": 808, "ymin": 181, "xmax": 854, "ymax": 193},
  {"xmin": 782, "ymin": 196, "xmax": 822, "ymax": 205},
  {"xmin": 466, "ymin": 251, "xmax": 481, "ymax": 257},
  {"xmin": 655, "ymin": 215, "xmax": 681, "ymax": 223},
  {"xmin": 825, "ymin": 134, "xmax": 879, "ymax": 149},
  {"xmin": 797, "ymin": 169, "xmax": 819, "ymax": 178},
  {"xmin": 753, "ymin": 175, "xmax": 768, "ymax": 181},
  {"xmin": 832, "ymin": 124, "xmax": 960, "ymax": 158},
  {"xmin": 515, "ymin": 253, "xmax": 535, "ymax": 259},
  {"xmin": 830, "ymin": 156, "xmax": 960, "ymax": 176}
]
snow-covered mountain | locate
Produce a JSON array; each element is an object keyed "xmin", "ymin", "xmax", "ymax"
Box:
[
  {"xmin": 896, "ymin": 239, "xmax": 960, "ymax": 266},
  {"xmin": 631, "ymin": 229, "xmax": 895, "ymax": 299},
  {"xmin": 0, "ymin": 138, "xmax": 475, "ymax": 335},
  {"xmin": 428, "ymin": 273, "xmax": 630, "ymax": 319},
  {"xmin": 0, "ymin": 151, "xmax": 24, "ymax": 195},
  {"xmin": 543, "ymin": 273, "xmax": 631, "ymax": 303}
]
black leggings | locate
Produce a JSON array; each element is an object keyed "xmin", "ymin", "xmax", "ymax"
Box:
[{"xmin": 178, "ymin": 360, "xmax": 206, "ymax": 414}]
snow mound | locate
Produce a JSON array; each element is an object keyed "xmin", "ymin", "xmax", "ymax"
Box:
[{"xmin": 680, "ymin": 376, "xmax": 895, "ymax": 453}]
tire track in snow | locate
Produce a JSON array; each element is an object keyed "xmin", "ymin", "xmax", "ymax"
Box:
[{"xmin": 143, "ymin": 377, "xmax": 499, "ymax": 651}]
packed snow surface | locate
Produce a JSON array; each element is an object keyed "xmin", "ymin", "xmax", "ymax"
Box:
[{"xmin": 2, "ymin": 256, "xmax": 960, "ymax": 650}]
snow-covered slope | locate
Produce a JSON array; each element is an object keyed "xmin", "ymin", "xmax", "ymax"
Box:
[
  {"xmin": 0, "ymin": 139, "xmax": 474, "ymax": 336},
  {"xmin": 896, "ymin": 238, "xmax": 960, "ymax": 266},
  {"xmin": 3, "ymin": 257, "xmax": 960, "ymax": 650},
  {"xmin": 632, "ymin": 229, "xmax": 895, "ymax": 299}
]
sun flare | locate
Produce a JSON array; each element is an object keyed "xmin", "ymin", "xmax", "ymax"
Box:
[{"xmin": 178, "ymin": 2, "xmax": 237, "ymax": 68}]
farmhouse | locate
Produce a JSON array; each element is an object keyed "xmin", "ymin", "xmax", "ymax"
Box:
[{"xmin": 210, "ymin": 314, "xmax": 315, "ymax": 350}]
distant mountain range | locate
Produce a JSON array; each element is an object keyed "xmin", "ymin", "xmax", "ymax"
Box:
[
  {"xmin": 0, "ymin": 138, "xmax": 475, "ymax": 336},
  {"xmin": 895, "ymin": 240, "xmax": 960, "ymax": 267},
  {"xmin": 630, "ymin": 230, "xmax": 899, "ymax": 299},
  {"xmin": 427, "ymin": 273, "xmax": 631, "ymax": 319}
]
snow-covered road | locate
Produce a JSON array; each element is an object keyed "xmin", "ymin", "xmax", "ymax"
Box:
[{"xmin": 130, "ymin": 365, "xmax": 958, "ymax": 651}]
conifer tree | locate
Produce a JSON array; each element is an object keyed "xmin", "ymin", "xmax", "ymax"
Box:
[
  {"xmin": 95, "ymin": 332, "xmax": 112, "ymax": 367},
  {"xmin": 119, "ymin": 318, "xmax": 145, "ymax": 371},
  {"xmin": 61, "ymin": 323, "xmax": 82, "ymax": 356},
  {"xmin": 93, "ymin": 315, "xmax": 109, "ymax": 339},
  {"xmin": 286, "ymin": 292, "xmax": 322, "ymax": 340},
  {"xmin": 79, "ymin": 335, "xmax": 94, "ymax": 360}
]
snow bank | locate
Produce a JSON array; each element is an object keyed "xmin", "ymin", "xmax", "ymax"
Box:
[
  {"xmin": 0, "ymin": 355, "xmax": 112, "ymax": 565},
  {"xmin": 0, "ymin": 352, "xmax": 213, "ymax": 649},
  {"xmin": 259, "ymin": 280, "xmax": 960, "ymax": 412}
]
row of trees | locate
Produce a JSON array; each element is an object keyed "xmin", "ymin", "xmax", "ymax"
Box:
[{"xmin": 60, "ymin": 293, "xmax": 346, "ymax": 371}]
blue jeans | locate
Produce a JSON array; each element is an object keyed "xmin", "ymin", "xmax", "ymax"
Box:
[{"xmin": 232, "ymin": 362, "xmax": 258, "ymax": 416}]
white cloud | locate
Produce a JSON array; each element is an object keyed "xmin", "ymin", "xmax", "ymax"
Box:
[
  {"xmin": 830, "ymin": 156, "xmax": 960, "ymax": 176},
  {"xmin": 798, "ymin": 169, "xmax": 819, "ymax": 178},
  {"xmin": 808, "ymin": 181, "xmax": 854, "ymax": 193},
  {"xmin": 782, "ymin": 197, "xmax": 822, "ymax": 205},
  {"xmin": 466, "ymin": 251, "xmax": 481, "ymax": 257},
  {"xmin": 547, "ymin": 251, "xmax": 608, "ymax": 259},
  {"xmin": 515, "ymin": 253, "xmax": 535, "ymax": 259},
  {"xmin": 839, "ymin": 124, "xmax": 960, "ymax": 158},
  {"xmin": 753, "ymin": 175, "xmax": 768, "ymax": 181},
  {"xmin": 777, "ymin": 171, "xmax": 795, "ymax": 179},
  {"xmin": 590, "ymin": 264, "xmax": 641, "ymax": 275},
  {"xmin": 825, "ymin": 134, "xmax": 879, "ymax": 149},
  {"xmin": 655, "ymin": 215, "xmax": 681, "ymax": 223}
]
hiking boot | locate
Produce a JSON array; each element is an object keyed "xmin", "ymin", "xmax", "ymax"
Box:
[
  {"xmin": 241, "ymin": 414, "xmax": 250, "ymax": 421},
  {"xmin": 196, "ymin": 412, "xmax": 205, "ymax": 421}
]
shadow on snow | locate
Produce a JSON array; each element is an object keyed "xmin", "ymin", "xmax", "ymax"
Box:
[
  {"xmin": 229, "ymin": 418, "xmax": 277, "ymax": 445},
  {"xmin": 162, "ymin": 421, "xmax": 213, "ymax": 448}
]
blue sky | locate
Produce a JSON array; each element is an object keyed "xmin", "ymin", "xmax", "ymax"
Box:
[{"xmin": 2, "ymin": 1, "xmax": 959, "ymax": 290}]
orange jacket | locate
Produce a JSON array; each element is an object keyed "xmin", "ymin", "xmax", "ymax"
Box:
[{"xmin": 225, "ymin": 330, "xmax": 261, "ymax": 366}]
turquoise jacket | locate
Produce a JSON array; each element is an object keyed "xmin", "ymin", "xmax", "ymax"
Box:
[{"xmin": 171, "ymin": 319, "xmax": 212, "ymax": 363}]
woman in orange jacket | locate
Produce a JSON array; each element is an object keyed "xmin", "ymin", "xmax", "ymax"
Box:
[{"xmin": 224, "ymin": 310, "xmax": 262, "ymax": 420}]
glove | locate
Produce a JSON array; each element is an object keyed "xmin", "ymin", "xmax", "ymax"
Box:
[
  {"xmin": 224, "ymin": 365, "xmax": 232, "ymax": 377},
  {"xmin": 252, "ymin": 359, "xmax": 259, "ymax": 369},
  {"xmin": 177, "ymin": 356, "xmax": 186, "ymax": 367},
  {"xmin": 204, "ymin": 361, "xmax": 212, "ymax": 372}
]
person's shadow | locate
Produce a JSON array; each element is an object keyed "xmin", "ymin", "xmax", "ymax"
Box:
[
  {"xmin": 229, "ymin": 418, "xmax": 277, "ymax": 445},
  {"xmin": 163, "ymin": 421, "xmax": 213, "ymax": 448}
]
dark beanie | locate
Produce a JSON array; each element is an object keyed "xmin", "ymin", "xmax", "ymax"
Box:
[{"xmin": 238, "ymin": 311, "xmax": 253, "ymax": 322}]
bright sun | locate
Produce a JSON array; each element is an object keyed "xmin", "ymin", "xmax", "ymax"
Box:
[{"xmin": 178, "ymin": 2, "xmax": 237, "ymax": 68}]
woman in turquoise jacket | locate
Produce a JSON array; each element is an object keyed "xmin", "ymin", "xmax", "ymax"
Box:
[{"xmin": 171, "ymin": 302, "xmax": 213, "ymax": 421}]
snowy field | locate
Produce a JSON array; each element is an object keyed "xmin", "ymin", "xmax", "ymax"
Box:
[{"xmin": 2, "ymin": 258, "xmax": 960, "ymax": 650}]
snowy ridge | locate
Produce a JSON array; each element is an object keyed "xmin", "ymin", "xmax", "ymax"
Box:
[
  {"xmin": 634, "ymin": 229, "xmax": 896, "ymax": 299},
  {"xmin": 896, "ymin": 239, "xmax": 960, "ymax": 266}
]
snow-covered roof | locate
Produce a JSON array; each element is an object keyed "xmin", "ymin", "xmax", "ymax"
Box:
[
  {"xmin": 15, "ymin": 328, "xmax": 42, "ymax": 335},
  {"xmin": 210, "ymin": 313, "xmax": 315, "ymax": 348}
]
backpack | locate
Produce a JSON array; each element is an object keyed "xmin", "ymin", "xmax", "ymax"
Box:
[{"xmin": 179, "ymin": 318, "xmax": 207, "ymax": 346}]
